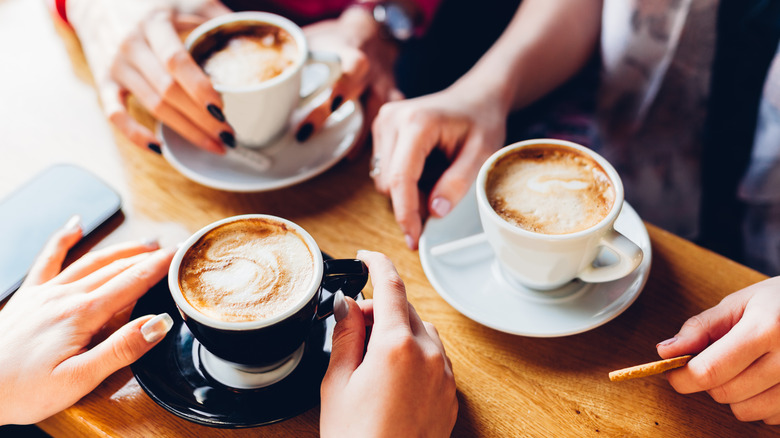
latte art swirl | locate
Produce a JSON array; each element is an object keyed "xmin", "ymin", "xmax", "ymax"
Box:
[
  {"xmin": 486, "ymin": 146, "xmax": 616, "ymax": 235},
  {"xmin": 179, "ymin": 219, "xmax": 315, "ymax": 322},
  {"xmin": 191, "ymin": 23, "xmax": 297, "ymax": 89}
]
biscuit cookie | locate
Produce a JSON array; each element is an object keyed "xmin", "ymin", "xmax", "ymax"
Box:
[{"xmin": 609, "ymin": 355, "xmax": 693, "ymax": 382}]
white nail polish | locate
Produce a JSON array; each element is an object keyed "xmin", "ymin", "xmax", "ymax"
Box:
[
  {"xmin": 333, "ymin": 290, "xmax": 349, "ymax": 322},
  {"xmin": 64, "ymin": 214, "xmax": 82, "ymax": 232},
  {"xmin": 141, "ymin": 313, "xmax": 174, "ymax": 343}
]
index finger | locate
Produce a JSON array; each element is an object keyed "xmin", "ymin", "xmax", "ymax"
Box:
[
  {"xmin": 143, "ymin": 10, "xmax": 223, "ymax": 109},
  {"xmin": 387, "ymin": 124, "xmax": 439, "ymax": 248},
  {"xmin": 667, "ymin": 314, "xmax": 767, "ymax": 393},
  {"xmin": 356, "ymin": 251, "xmax": 411, "ymax": 334}
]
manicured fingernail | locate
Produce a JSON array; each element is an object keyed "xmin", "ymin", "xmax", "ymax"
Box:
[
  {"xmin": 148, "ymin": 142, "xmax": 162, "ymax": 155},
  {"xmin": 140, "ymin": 237, "xmax": 159, "ymax": 249},
  {"xmin": 64, "ymin": 214, "xmax": 82, "ymax": 232},
  {"xmin": 296, "ymin": 123, "xmax": 313, "ymax": 142},
  {"xmin": 431, "ymin": 197, "xmax": 452, "ymax": 217},
  {"xmin": 141, "ymin": 313, "xmax": 174, "ymax": 343},
  {"xmin": 207, "ymin": 104, "xmax": 225, "ymax": 122},
  {"xmin": 657, "ymin": 337, "xmax": 678, "ymax": 348},
  {"xmin": 219, "ymin": 131, "xmax": 236, "ymax": 148},
  {"xmin": 333, "ymin": 290, "xmax": 349, "ymax": 322},
  {"xmin": 356, "ymin": 249, "xmax": 369, "ymax": 257},
  {"xmin": 405, "ymin": 234, "xmax": 416, "ymax": 250},
  {"xmin": 330, "ymin": 95, "xmax": 344, "ymax": 112}
]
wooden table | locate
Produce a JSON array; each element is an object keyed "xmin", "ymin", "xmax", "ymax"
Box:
[{"xmin": 2, "ymin": 1, "xmax": 777, "ymax": 436}]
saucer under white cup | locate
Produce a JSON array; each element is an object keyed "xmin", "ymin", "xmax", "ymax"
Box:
[
  {"xmin": 418, "ymin": 185, "xmax": 652, "ymax": 337},
  {"xmin": 159, "ymin": 56, "xmax": 363, "ymax": 193}
]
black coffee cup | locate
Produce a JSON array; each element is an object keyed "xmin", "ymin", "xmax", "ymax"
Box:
[{"xmin": 168, "ymin": 215, "xmax": 368, "ymax": 367}]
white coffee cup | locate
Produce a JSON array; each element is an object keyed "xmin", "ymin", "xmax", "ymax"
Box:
[
  {"xmin": 476, "ymin": 139, "xmax": 643, "ymax": 290},
  {"xmin": 186, "ymin": 12, "xmax": 341, "ymax": 148}
]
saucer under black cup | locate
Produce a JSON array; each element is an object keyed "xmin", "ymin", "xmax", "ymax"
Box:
[{"xmin": 130, "ymin": 264, "xmax": 351, "ymax": 428}]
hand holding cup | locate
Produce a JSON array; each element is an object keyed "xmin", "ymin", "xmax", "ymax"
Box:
[
  {"xmin": 67, "ymin": 0, "xmax": 234, "ymax": 154},
  {"xmin": 320, "ymin": 250, "xmax": 458, "ymax": 438}
]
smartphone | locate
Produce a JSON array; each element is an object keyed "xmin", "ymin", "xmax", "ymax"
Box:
[{"xmin": 0, "ymin": 164, "xmax": 122, "ymax": 301}]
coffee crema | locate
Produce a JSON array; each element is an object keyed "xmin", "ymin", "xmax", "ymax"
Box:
[
  {"xmin": 486, "ymin": 145, "xmax": 615, "ymax": 235},
  {"xmin": 179, "ymin": 218, "xmax": 315, "ymax": 323},
  {"xmin": 191, "ymin": 22, "xmax": 297, "ymax": 88}
]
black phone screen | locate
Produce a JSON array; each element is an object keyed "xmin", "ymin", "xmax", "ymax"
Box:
[{"xmin": 0, "ymin": 164, "xmax": 122, "ymax": 300}]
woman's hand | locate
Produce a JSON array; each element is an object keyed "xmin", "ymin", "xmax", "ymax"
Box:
[
  {"xmin": 67, "ymin": 0, "xmax": 233, "ymax": 154},
  {"xmin": 371, "ymin": 87, "xmax": 508, "ymax": 249},
  {"xmin": 320, "ymin": 250, "xmax": 458, "ymax": 437},
  {"xmin": 0, "ymin": 217, "xmax": 175, "ymax": 425},
  {"xmin": 657, "ymin": 276, "xmax": 780, "ymax": 424},
  {"xmin": 297, "ymin": 7, "xmax": 403, "ymax": 144}
]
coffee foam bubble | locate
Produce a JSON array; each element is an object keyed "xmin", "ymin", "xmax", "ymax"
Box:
[
  {"xmin": 486, "ymin": 146, "xmax": 615, "ymax": 235},
  {"xmin": 179, "ymin": 219, "xmax": 314, "ymax": 322}
]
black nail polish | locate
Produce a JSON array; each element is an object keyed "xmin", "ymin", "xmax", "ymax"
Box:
[
  {"xmin": 148, "ymin": 142, "xmax": 162, "ymax": 155},
  {"xmin": 296, "ymin": 123, "xmax": 314, "ymax": 142},
  {"xmin": 207, "ymin": 104, "xmax": 225, "ymax": 122},
  {"xmin": 220, "ymin": 131, "xmax": 236, "ymax": 148},
  {"xmin": 330, "ymin": 95, "xmax": 344, "ymax": 112}
]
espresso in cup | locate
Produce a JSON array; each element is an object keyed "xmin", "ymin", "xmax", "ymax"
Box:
[
  {"xmin": 485, "ymin": 145, "xmax": 616, "ymax": 235},
  {"xmin": 190, "ymin": 22, "xmax": 298, "ymax": 89},
  {"xmin": 178, "ymin": 217, "xmax": 314, "ymax": 322}
]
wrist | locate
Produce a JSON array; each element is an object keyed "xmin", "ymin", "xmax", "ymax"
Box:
[
  {"xmin": 339, "ymin": 6, "xmax": 384, "ymax": 48},
  {"xmin": 348, "ymin": 1, "xmax": 418, "ymax": 42},
  {"xmin": 450, "ymin": 70, "xmax": 515, "ymax": 117}
]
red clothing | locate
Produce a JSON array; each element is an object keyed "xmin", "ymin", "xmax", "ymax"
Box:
[{"xmin": 54, "ymin": 0, "xmax": 442, "ymax": 35}]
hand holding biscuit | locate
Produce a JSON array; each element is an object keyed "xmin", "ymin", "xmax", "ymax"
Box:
[{"xmin": 656, "ymin": 276, "xmax": 780, "ymax": 425}]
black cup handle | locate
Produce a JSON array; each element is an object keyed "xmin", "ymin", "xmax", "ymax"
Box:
[{"xmin": 317, "ymin": 259, "xmax": 368, "ymax": 320}]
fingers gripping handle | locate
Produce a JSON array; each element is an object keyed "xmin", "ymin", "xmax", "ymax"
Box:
[
  {"xmin": 578, "ymin": 229, "xmax": 643, "ymax": 283},
  {"xmin": 299, "ymin": 51, "xmax": 341, "ymax": 108},
  {"xmin": 317, "ymin": 259, "xmax": 368, "ymax": 319}
]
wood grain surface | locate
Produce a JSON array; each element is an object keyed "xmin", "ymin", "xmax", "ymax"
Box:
[{"xmin": 1, "ymin": 1, "xmax": 777, "ymax": 436}]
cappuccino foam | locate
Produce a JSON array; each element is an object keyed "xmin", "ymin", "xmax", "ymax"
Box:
[
  {"xmin": 194, "ymin": 24, "xmax": 297, "ymax": 88},
  {"xmin": 486, "ymin": 146, "xmax": 615, "ymax": 234},
  {"xmin": 179, "ymin": 218, "xmax": 315, "ymax": 322}
]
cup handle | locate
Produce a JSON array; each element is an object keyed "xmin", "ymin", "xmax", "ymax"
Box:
[
  {"xmin": 299, "ymin": 50, "xmax": 342, "ymax": 108},
  {"xmin": 316, "ymin": 259, "xmax": 368, "ymax": 320},
  {"xmin": 577, "ymin": 229, "xmax": 644, "ymax": 283}
]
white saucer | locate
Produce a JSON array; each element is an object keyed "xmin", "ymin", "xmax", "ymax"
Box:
[
  {"xmin": 159, "ymin": 98, "xmax": 363, "ymax": 192},
  {"xmin": 418, "ymin": 187, "xmax": 652, "ymax": 337}
]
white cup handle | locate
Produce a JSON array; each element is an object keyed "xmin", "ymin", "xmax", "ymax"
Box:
[
  {"xmin": 578, "ymin": 229, "xmax": 643, "ymax": 283},
  {"xmin": 299, "ymin": 50, "xmax": 341, "ymax": 108}
]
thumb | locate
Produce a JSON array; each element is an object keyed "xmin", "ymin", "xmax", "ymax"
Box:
[
  {"xmin": 63, "ymin": 313, "xmax": 173, "ymax": 390},
  {"xmin": 325, "ymin": 293, "xmax": 367, "ymax": 385},
  {"xmin": 657, "ymin": 291, "xmax": 752, "ymax": 359},
  {"xmin": 429, "ymin": 136, "xmax": 493, "ymax": 218}
]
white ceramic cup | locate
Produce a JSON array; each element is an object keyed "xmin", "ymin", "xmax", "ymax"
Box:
[
  {"xmin": 186, "ymin": 12, "xmax": 341, "ymax": 148},
  {"xmin": 476, "ymin": 139, "xmax": 644, "ymax": 290}
]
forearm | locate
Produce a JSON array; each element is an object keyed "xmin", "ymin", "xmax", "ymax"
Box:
[{"xmin": 452, "ymin": 0, "xmax": 602, "ymax": 113}]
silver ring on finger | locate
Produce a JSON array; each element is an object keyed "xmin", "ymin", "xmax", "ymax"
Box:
[{"xmin": 369, "ymin": 155, "xmax": 381, "ymax": 178}]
